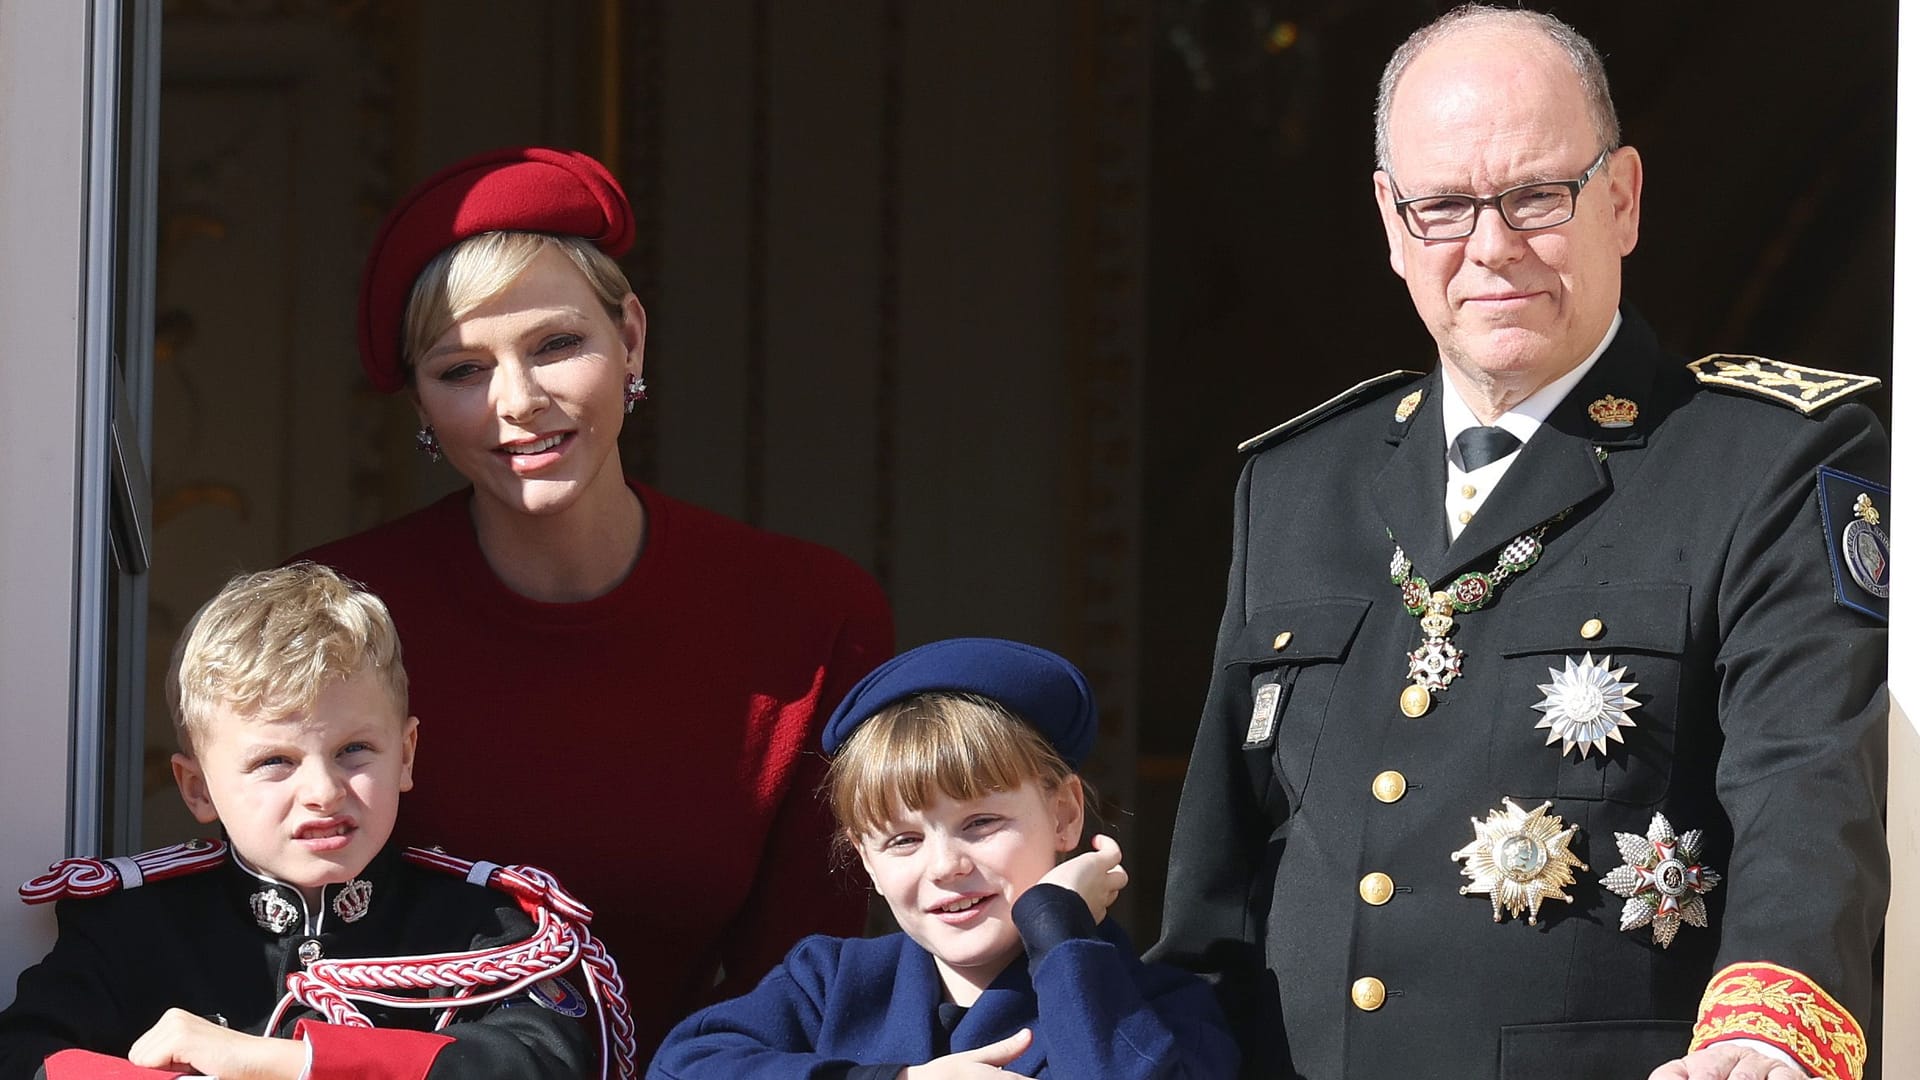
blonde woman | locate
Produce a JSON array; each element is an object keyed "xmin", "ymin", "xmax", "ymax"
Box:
[{"xmin": 300, "ymin": 147, "xmax": 893, "ymax": 1058}]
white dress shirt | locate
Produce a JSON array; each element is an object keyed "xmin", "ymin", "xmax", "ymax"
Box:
[{"xmin": 1440, "ymin": 311, "xmax": 1621, "ymax": 541}]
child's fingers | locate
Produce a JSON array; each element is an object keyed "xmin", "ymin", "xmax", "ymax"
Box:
[
  {"xmin": 959, "ymin": 1028, "xmax": 1033, "ymax": 1066},
  {"xmin": 1087, "ymin": 834, "xmax": 1124, "ymax": 867}
]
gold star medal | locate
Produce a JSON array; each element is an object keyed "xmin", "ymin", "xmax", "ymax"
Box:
[
  {"xmin": 1532, "ymin": 653, "xmax": 1640, "ymax": 757},
  {"xmin": 1451, "ymin": 798, "xmax": 1587, "ymax": 925},
  {"xmin": 1600, "ymin": 813, "xmax": 1721, "ymax": 948}
]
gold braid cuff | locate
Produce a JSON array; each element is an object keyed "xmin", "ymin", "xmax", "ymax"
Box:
[{"xmin": 1690, "ymin": 962, "xmax": 1865, "ymax": 1080}]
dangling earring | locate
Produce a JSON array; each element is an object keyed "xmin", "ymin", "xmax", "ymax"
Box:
[
  {"xmin": 624, "ymin": 373, "xmax": 648, "ymax": 414},
  {"xmin": 414, "ymin": 425, "xmax": 441, "ymax": 463}
]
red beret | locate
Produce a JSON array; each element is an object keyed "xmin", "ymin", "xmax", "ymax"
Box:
[{"xmin": 356, "ymin": 146, "xmax": 635, "ymax": 393}]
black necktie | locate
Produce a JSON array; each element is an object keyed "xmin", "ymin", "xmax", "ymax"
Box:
[{"xmin": 1453, "ymin": 426, "xmax": 1522, "ymax": 471}]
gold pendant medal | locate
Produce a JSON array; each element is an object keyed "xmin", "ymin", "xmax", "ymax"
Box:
[{"xmin": 1388, "ymin": 527, "xmax": 1550, "ymax": 717}]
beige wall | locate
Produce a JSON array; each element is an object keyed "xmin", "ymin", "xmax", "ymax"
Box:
[{"xmin": 0, "ymin": 0, "xmax": 91, "ymax": 1003}]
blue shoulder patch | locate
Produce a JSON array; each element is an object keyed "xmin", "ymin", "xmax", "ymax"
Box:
[
  {"xmin": 1815, "ymin": 466, "xmax": 1889, "ymax": 621},
  {"xmin": 500, "ymin": 975, "xmax": 590, "ymax": 1018}
]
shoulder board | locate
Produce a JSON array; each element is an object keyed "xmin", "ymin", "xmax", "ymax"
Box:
[
  {"xmin": 1687, "ymin": 354, "xmax": 1880, "ymax": 414},
  {"xmin": 403, "ymin": 846, "xmax": 595, "ymax": 923},
  {"xmin": 19, "ymin": 838, "xmax": 226, "ymax": 904},
  {"xmin": 1238, "ymin": 370, "xmax": 1426, "ymax": 454}
]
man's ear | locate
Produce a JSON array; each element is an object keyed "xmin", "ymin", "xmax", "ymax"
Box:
[
  {"xmin": 1051, "ymin": 776, "xmax": 1087, "ymax": 854},
  {"xmin": 1604, "ymin": 145, "xmax": 1645, "ymax": 258},
  {"xmin": 171, "ymin": 753, "xmax": 221, "ymax": 826},
  {"xmin": 1373, "ymin": 170, "xmax": 1410, "ymax": 280}
]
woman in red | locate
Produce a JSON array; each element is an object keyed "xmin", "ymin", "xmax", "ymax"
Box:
[{"xmin": 299, "ymin": 147, "xmax": 893, "ymax": 1058}]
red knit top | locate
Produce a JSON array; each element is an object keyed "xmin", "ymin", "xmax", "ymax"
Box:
[{"xmin": 297, "ymin": 482, "xmax": 893, "ymax": 1055}]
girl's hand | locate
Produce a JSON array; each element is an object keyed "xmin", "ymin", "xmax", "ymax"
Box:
[
  {"xmin": 901, "ymin": 1028, "xmax": 1033, "ymax": 1078},
  {"xmin": 1037, "ymin": 833, "xmax": 1128, "ymax": 923}
]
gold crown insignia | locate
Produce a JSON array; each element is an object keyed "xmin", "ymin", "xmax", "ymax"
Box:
[{"xmin": 1586, "ymin": 395, "xmax": 1639, "ymax": 428}]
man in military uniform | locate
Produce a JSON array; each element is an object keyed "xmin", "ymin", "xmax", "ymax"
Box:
[{"xmin": 1151, "ymin": 7, "xmax": 1889, "ymax": 1080}]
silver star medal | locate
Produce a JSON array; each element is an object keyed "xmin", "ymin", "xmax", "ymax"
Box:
[
  {"xmin": 1601, "ymin": 813, "xmax": 1721, "ymax": 947},
  {"xmin": 1533, "ymin": 652, "xmax": 1640, "ymax": 757}
]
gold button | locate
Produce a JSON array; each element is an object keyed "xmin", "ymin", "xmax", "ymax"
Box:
[
  {"xmin": 1399, "ymin": 684, "xmax": 1430, "ymax": 718},
  {"xmin": 1461, "ymin": 484, "xmax": 1477, "ymax": 499},
  {"xmin": 1371, "ymin": 770, "xmax": 1406, "ymax": 803},
  {"xmin": 1359, "ymin": 872, "xmax": 1395, "ymax": 905},
  {"xmin": 1580, "ymin": 618, "xmax": 1604, "ymax": 640},
  {"xmin": 1351, "ymin": 977, "xmax": 1386, "ymax": 1011},
  {"xmin": 1458, "ymin": 510, "xmax": 1474, "ymax": 525},
  {"xmin": 1272, "ymin": 631, "xmax": 1293, "ymax": 651}
]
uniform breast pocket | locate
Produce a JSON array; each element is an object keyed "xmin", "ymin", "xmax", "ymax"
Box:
[
  {"xmin": 1491, "ymin": 583, "xmax": 1690, "ymax": 805},
  {"xmin": 1227, "ymin": 596, "xmax": 1370, "ymax": 817}
]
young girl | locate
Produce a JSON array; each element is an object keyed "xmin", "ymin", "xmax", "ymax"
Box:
[{"xmin": 646, "ymin": 637, "xmax": 1238, "ymax": 1080}]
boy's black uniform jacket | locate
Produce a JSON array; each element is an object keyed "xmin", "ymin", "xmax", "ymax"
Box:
[
  {"xmin": 1151, "ymin": 310, "xmax": 1889, "ymax": 1080},
  {"xmin": 0, "ymin": 843, "xmax": 596, "ymax": 1080}
]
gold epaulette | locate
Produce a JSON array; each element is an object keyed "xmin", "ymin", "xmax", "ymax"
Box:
[
  {"xmin": 1687, "ymin": 355, "xmax": 1880, "ymax": 414},
  {"xmin": 1238, "ymin": 370, "xmax": 1425, "ymax": 454}
]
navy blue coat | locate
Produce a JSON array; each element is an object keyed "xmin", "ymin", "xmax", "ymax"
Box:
[{"xmin": 648, "ymin": 888, "xmax": 1237, "ymax": 1079}]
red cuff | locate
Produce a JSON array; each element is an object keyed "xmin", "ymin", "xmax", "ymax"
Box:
[
  {"xmin": 40, "ymin": 1050, "xmax": 191, "ymax": 1080},
  {"xmin": 293, "ymin": 1020, "xmax": 454, "ymax": 1080},
  {"xmin": 1690, "ymin": 962, "xmax": 1867, "ymax": 1080}
]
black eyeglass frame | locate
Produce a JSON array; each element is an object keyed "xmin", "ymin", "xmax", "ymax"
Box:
[{"xmin": 1389, "ymin": 148, "xmax": 1615, "ymax": 240}]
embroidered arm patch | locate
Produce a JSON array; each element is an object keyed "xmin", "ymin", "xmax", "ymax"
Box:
[{"xmin": 1815, "ymin": 466, "xmax": 1889, "ymax": 621}]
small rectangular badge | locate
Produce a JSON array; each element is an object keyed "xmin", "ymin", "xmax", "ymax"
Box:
[{"xmin": 1243, "ymin": 681, "xmax": 1282, "ymax": 747}]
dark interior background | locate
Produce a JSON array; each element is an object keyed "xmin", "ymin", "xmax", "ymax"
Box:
[{"xmin": 1134, "ymin": 0, "xmax": 1894, "ymax": 939}]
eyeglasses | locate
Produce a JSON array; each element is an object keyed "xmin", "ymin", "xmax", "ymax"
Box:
[{"xmin": 1390, "ymin": 149, "xmax": 1613, "ymax": 241}]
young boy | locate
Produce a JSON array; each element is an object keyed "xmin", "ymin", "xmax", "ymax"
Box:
[
  {"xmin": 0, "ymin": 564, "xmax": 633, "ymax": 1080},
  {"xmin": 647, "ymin": 637, "xmax": 1239, "ymax": 1079}
]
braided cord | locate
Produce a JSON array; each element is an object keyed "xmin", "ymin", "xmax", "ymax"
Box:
[{"xmin": 281, "ymin": 861, "xmax": 636, "ymax": 1079}]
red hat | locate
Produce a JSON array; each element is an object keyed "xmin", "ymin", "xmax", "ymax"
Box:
[{"xmin": 356, "ymin": 146, "xmax": 635, "ymax": 392}]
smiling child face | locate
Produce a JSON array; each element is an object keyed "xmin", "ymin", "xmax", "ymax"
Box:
[{"xmin": 857, "ymin": 779, "xmax": 1083, "ymax": 1005}]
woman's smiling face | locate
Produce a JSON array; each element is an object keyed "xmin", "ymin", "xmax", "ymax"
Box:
[{"xmin": 410, "ymin": 245, "xmax": 644, "ymax": 522}]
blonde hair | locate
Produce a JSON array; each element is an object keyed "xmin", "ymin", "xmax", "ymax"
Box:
[
  {"xmin": 826, "ymin": 693, "xmax": 1078, "ymax": 857},
  {"xmin": 400, "ymin": 230, "xmax": 634, "ymax": 381},
  {"xmin": 167, "ymin": 563, "xmax": 408, "ymax": 753}
]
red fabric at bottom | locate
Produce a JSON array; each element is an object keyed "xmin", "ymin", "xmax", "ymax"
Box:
[
  {"xmin": 294, "ymin": 1020, "xmax": 453, "ymax": 1080},
  {"xmin": 41, "ymin": 1049, "xmax": 192, "ymax": 1079}
]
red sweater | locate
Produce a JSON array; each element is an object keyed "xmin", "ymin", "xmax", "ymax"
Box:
[{"xmin": 297, "ymin": 483, "xmax": 893, "ymax": 1056}]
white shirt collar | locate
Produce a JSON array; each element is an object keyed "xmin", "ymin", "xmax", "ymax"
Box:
[{"xmin": 1439, "ymin": 310, "xmax": 1623, "ymax": 451}]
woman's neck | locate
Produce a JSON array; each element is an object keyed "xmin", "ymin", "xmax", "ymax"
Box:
[{"xmin": 469, "ymin": 475, "xmax": 647, "ymax": 603}]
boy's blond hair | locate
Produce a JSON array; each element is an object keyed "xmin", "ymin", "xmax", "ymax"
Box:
[
  {"xmin": 825, "ymin": 693, "xmax": 1077, "ymax": 853},
  {"xmin": 401, "ymin": 230, "xmax": 633, "ymax": 381},
  {"xmin": 167, "ymin": 563, "xmax": 408, "ymax": 753}
]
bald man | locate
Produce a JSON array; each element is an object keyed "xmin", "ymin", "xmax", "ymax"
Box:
[{"xmin": 1151, "ymin": 7, "xmax": 1888, "ymax": 1080}]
